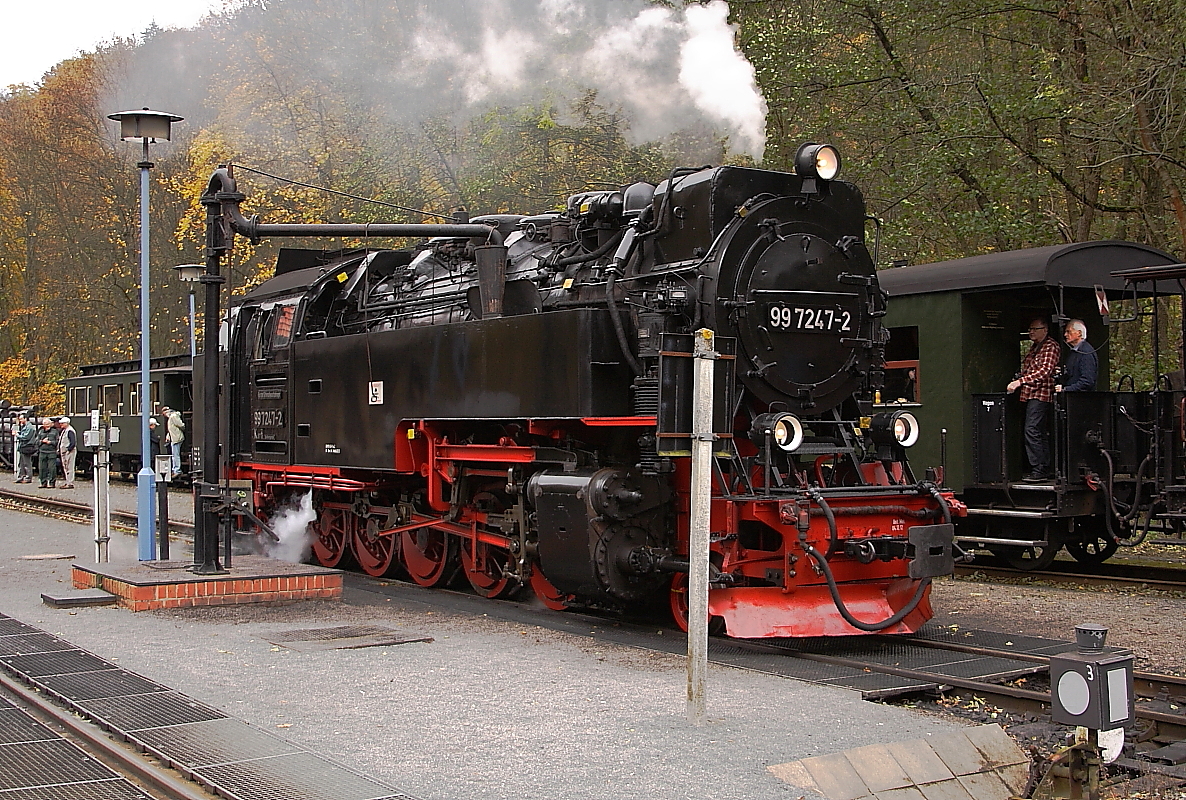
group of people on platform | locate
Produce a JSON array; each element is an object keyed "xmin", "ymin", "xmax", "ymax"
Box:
[
  {"xmin": 1006, "ymin": 317, "xmax": 1098, "ymax": 482},
  {"xmin": 14, "ymin": 416, "xmax": 77, "ymax": 489},
  {"xmin": 12, "ymin": 407, "xmax": 184, "ymax": 489}
]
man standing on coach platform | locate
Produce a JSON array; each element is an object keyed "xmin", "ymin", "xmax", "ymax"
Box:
[
  {"xmin": 1007, "ymin": 318, "xmax": 1060, "ymax": 481},
  {"xmin": 1055, "ymin": 319, "xmax": 1098, "ymax": 393}
]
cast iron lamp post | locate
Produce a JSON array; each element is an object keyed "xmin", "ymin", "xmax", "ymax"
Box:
[{"xmin": 107, "ymin": 107, "xmax": 183, "ymax": 561}]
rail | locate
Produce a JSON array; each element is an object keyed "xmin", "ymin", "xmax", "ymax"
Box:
[{"xmin": 0, "ymin": 488, "xmax": 194, "ymax": 537}]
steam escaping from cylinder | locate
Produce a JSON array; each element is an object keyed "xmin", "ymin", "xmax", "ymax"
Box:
[{"xmin": 264, "ymin": 491, "xmax": 317, "ymax": 564}]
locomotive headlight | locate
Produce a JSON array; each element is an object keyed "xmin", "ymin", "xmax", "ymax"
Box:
[
  {"xmin": 892, "ymin": 411, "xmax": 920, "ymax": 446},
  {"xmin": 870, "ymin": 411, "xmax": 920, "ymax": 447},
  {"xmin": 795, "ymin": 143, "xmax": 842, "ymax": 181},
  {"xmin": 752, "ymin": 412, "xmax": 804, "ymax": 453}
]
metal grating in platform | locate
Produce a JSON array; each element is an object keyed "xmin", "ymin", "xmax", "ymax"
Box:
[
  {"xmin": 0, "ymin": 633, "xmax": 77, "ymax": 657},
  {"xmin": 709, "ymin": 641, "xmax": 935, "ymax": 696},
  {"xmin": 0, "ymin": 649, "xmax": 113, "ymax": 677},
  {"xmin": 0, "ymin": 709, "xmax": 56, "ymax": 746},
  {"xmin": 907, "ymin": 624, "xmax": 1091, "ymax": 656},
  {"xmin": 921, "ymin": 656, "xmax": 1044, "ymax": 682},
  {"xmin": 0, "ymin": 782, "xmax": 155, "ymax": 799},
  {"xmin": 0, "ymin": 739, "xmax": 119, "ymax": 789},
  {"xmin": 36, "ymin": 669, "xmax": 170, "ymax": 702},
  {"xmin": 78, "ymin": 692, "xmax": 226, "ymax": 732},
  {"xmin": 0, "ymin": 613, "xmax": 424, "ymax": 800},
  {"xmin": 130, "ymin": 718, "xmax": 302, "ymax": 770},
  {"xmin": 0, "ymin": 617, "xmax": 37, "ymax": 637},
  {"xmin": 195, "ymin": 752, "xmax": 415, "ymax": 800}
]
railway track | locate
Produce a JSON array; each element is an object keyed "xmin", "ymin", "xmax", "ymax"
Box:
[
  {"xmin": 956, "ymin": 557, "xmax": 1186, "ymax": 592},
  {"xmin": 0, "ymin": 670, "xmax": 215, "ymax": 799},
  {"xmin": 0, "ymin": 487, "xmax": 194, "ymax": 538}
]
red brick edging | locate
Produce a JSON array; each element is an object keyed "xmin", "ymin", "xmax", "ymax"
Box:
[{"xmin": 72, "ymin": 567, "xmax": 342, "ymax": 611}]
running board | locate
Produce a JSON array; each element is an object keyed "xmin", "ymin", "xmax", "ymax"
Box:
[{"xmin": 957, "ymin": 536, "xmax": 1049, "ymax": 547}]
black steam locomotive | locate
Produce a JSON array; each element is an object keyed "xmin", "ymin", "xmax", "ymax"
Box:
[{"xmin": 209, "ymin": 144, "xmax": 959, "ymax": 637}]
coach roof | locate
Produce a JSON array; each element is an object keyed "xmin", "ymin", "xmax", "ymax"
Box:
[{"xmin": 879, "ymin": 240, "xmax": 1180, "ymax": 297}]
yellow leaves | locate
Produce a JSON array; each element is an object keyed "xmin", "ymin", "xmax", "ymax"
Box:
[
  {"xmin": 0, "ymin": 357, "xmax": 33, "ymax": 389},
  {"xmin": 0, "ymin": 356, "xmax": 61, "ymax": 410}
]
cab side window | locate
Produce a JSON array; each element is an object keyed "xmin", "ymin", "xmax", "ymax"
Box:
[{"xmin": 882, "ymin": 326, "xmax": 920, "ymax": 404}]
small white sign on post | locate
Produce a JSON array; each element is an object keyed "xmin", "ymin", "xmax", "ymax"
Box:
[
  {"xmin": 90, "ymin": 409, "xmax": 100, "ymax": 430},
  {"xmin": 369, "ymin": 381, "xmax": 384, "ymax": 405}
]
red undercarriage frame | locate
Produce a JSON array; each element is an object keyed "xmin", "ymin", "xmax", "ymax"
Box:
[{"xmin": 230, "ymin": 417, "xmax": 964, "ymax": 638}]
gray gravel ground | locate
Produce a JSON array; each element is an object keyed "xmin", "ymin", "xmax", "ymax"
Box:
[{"xmin": 0, "ymin": 507, "xmax": 967, "ymax": 800}]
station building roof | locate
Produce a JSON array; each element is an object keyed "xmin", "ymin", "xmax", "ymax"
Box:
[{"xmin": 879, "ymin": 240, "xmax": 1180, "ymax": 297}]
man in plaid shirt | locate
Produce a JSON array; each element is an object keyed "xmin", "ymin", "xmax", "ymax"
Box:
[{"xmin": 1007, "ymin": 319, "xmax": 1060, "ymax": 480}]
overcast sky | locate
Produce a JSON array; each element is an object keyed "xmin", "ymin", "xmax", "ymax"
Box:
[{"xmin": 3, "ymin": 0, "xmax": 228, "ymax": 89}]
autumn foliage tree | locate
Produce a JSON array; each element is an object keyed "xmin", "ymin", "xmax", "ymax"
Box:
[{"xmin": 3, "ymin": 0, "xmax": 1186, "ymax": 401}]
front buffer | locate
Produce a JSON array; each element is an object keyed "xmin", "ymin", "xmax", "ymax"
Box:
[{"xmin": 699, "ymin": 489, "xmax": 960, "ymax": 638}]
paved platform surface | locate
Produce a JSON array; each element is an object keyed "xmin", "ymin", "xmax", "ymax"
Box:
[{"xmin": 0, "ymin": 507, "xmax": 969, "ymax": 800}]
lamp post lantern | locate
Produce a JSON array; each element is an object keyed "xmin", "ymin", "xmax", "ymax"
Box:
[
  {"xmin": 108, "ymin": 108, "xmax": 183, "ymax": 561},
  {"xmin": 174, "ymin": 264, "xmax": 202, "ymax": 359}
]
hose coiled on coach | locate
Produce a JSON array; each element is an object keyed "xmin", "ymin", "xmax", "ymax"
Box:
[{"xmin": 1099, "ymin": 450, "xmax": 1152, "ymax": 547}]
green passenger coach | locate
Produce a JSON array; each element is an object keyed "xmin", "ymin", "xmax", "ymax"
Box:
[{"xmin": 880, "ymin": 240, "xmax": 1181, "ymax": 568}]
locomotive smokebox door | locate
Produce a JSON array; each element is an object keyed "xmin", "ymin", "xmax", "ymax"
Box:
[
  {"xmin": 1050, "ymin": 624, "xmax": 1134, "ymax": 730},
  {"xmin": 657, "ymin": 333, "xmax": 736, "ymax": 457}
]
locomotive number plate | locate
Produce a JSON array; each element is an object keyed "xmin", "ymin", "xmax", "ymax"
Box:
[{"xmin": 767, "ymin": 303, "xmax": 854, "ymax": 334}]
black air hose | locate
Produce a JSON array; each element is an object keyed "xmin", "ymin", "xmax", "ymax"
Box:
[
  {"xmin": 554, "ymin": 230, "xmax": 625, "ymax": 277},
  {"xmin": 808, "ymin": 489, "xmax": 840, "ymax": 557},
  {"xmin": 799, "ymin": 528, "xmax": 932, "ymax": 632},
  {"xmin": 1124, "ymin": 455, "xmax": 1151, "ymax": 522},
  {"xmin": 1099, "ymin": 449, "xmax": 1122, "ymax": 544},
  {"xmin": 606, "ymin": 265, "xmax": 641, "ymax": 376},
  {"xmin": 1104, "ymin": 451, "xmax": 1153, "ymax": 547},
  {"xmin": 924, "ymin": 482, "xmax": 953, "ymax": 525}
]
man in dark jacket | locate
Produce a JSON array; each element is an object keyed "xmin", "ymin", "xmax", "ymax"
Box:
[
  {"xmin": 1055, "ymin": 319, "xmax": 1098, "ymax": 393},
  {"xmin": 148, "ymin": 418, "xmax": 162, "ymax": 462},
  {"xmin": 14, "ymin": 414, "xmax": 36, "ymax": 483},
  {"xmin": 36, "ymin": 418, "xmax": 59, "ymax": 488}
]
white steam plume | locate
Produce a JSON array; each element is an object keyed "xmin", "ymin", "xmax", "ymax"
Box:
[
  {"xmin": 678, "ymin": 2, "xmax": 766, "ymax": 156},
  {"xmin": 265, "ymin": 491, "xmax": 318, "ymax": 564},
  {"xmin": 113, "ymin": 0, "xmax": 769, "ymax": 160}
]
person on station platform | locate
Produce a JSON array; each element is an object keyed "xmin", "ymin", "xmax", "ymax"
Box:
[
  {"xmin": 148, "ymin": 417, "xmax": 163, "ymax": 465},
  {"xmin": 36, "ymin": 418, "xmax": 59, "ymax": 488},
  {"xmin": 14, "ymin": 414, "xmax": 36, "ymax": 483},
  {"xmin": 161, "ymin": 406, "xmax": 185, "ymax": 479},
  {"xmin": 1007, "ymin": 317, "xmax": 1060, "ymax": 481},
  {"xmin": 56, "ymin": 417, "xmax": 77, "ymax": 489},
  {"xmin": 1055, "ymin": 319, "xmax": 1098, "ymax": 393}
]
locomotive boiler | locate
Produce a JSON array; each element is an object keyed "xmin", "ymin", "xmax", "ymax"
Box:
[{"xmin": 205, "ymin": 143, "xmax": 961, "ymax": 637}]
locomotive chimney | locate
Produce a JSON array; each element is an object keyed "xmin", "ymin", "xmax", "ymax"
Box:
[{"xmin": 475, "ymin": 244, "xmax": 508, "ymax": 319}]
